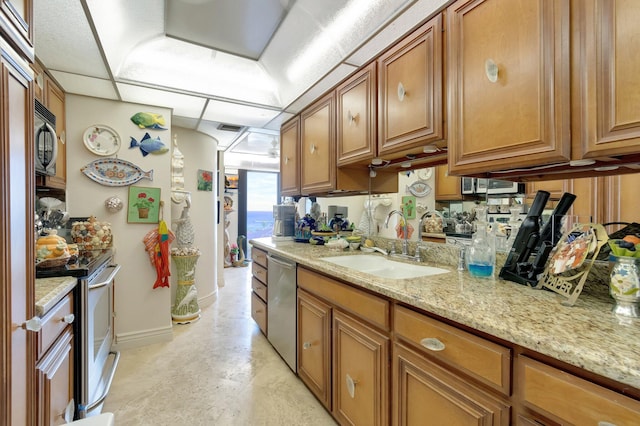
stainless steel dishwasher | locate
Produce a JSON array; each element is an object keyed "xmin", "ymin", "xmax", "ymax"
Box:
[{"xmin": 267, "ymin": 254, "xmax": 297, "ymax": 372}]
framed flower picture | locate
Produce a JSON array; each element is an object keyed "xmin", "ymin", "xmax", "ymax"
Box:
[
  {"xmin": 197, "ymin": 169, "xmax": 213, "ymax": 191},
  {"xmin": 128, "ymin": 186, "xmax": 161, "ymax": 223}
]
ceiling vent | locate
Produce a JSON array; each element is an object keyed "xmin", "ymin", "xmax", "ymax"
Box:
[{"xmin": 217, "ymin": 123, "xmax": 243, "ymax": 132}]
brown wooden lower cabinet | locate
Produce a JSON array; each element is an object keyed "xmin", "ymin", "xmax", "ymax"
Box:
[
  {"xmin": 297, "ymin": 289, "xmax": 332, "ymax": 410},
  {"xmin": 293, "ymin": 266, "xmax": 640, "ymax": 426},
  {"xmin": 393, "ymin": 342, "xmax": 510, "ymax": 425},
  {"xmin": 250, "ymin": 248, "xmax": 268, "ymax": 335},
  {"xmin": 333, "ymin": 310, "xmax": 389, "ymax": 426},
  {"xmin": 517, "ymin": 355, "xmax": 640, "ymax": 425}
]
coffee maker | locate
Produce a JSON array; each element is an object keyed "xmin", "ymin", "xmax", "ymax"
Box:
[{"xmin": 272, "ymin": 204, "xmax": 296, "ymax": 239}]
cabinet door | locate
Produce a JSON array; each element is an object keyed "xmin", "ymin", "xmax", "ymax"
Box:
[
  {"xmin": 447, "ymin": 0, "xmax": 571, "ymax": 175},
  {"xmin": 333, "ymin": 310, "xmax": 389, "ymax": 426},
  {"xmin": 44, "ymin": 77, "xmax": 66, "ymax": 189},
  {"xmin": 434, "ymin": 164, "xmax": 462, "ymax": 201},
  {"xmin": 602, "ymin": 172, "xmax": 640, "ymax": 231},
  {"xmin": 36, "ymin": 328, "xmax": 74, "ymax": 425},
  {"xmin": 280, "ymin": 116, "xmax": 300, "ymax": 196},
  {"xmin": 527, "ymin": 180, "xmax": 568, "ymax": 201},
  {"xmin": 393, "ymin": 343, "xmax": 510, "ymax": 426},
  {"xmin": 336, "ymin": 63, "xmax": 377, "ymax": 166},
  {"xmin": 300, "ymin": 92, "xmax": 336, "ymax": 194},
  {"xmin": 377, "ymin": 15, "xmax": 443, "ymax": 154},
  {"xmin": 1, "ymin": 44, "xmax": 36, "ymax": 426},
  {"xmin": 574, "ymin": 0, "xmax": 640, "ymax": 158},
  {"xmin": 1, "ymin": 0, "xmax": 33, "ymax": 59},
  {"xmin": 298, "ymin": 290, "xmax": 332, "ymax": 410}
]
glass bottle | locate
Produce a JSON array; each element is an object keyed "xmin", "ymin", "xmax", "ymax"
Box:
[
  {"xmin": 609, "ymin": 256, "xmax": 640, "ymax": 318},
  {"xmin": 467, "ymin": 207, "xmax": 495, "ymax": 278}
]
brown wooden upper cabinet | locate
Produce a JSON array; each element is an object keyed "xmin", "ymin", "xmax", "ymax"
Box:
[
  {"xmin": 300, "ymin": 92, "xmax": 337, "ymax": 194},
  {"xmin": 336, "ymin": 62, "xmax": 377, "ymax": 167},
  {"xmin": 447, "ymin": 0, "xmax": 571, "ymax": 176},
  {"xmin": 435, "ymin": 164, "xmax": 462, "ymax": 201},
  {"xmin": 1, "ymin": 0, "xmax": 33, "ymax": 60},
  {"xmin": 280, "ymin": 116, "xmax": 300, "ymax": 197},
  {"xmin": 377, "ymin": 14, "xmax": 444, "ymax": 156},
  {"xmin": 573, "ymin": 0, "xmax": 640, "ymax": 159}
]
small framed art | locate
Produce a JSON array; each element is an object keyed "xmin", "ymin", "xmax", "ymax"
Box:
[{"xmin": 128, "ymin": 186, "xmax": 161, "ymax": 223}]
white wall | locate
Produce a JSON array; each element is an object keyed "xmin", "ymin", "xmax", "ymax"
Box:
[
  {"xmin": 171, "ymin": 127, "xmax": 219, "ymax": 308},
  {"xmin": 66, "ymin": 95, "xmax": 218, "ymax": 350},
  {"xmin": 315, "ymin": 168, "xmax": 437, "ymax": 240}
]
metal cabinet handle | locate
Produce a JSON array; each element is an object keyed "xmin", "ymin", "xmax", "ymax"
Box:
[
  {"xmin": 309, "ymin": 143, "xmax": 317, "ymax": 154},
  {"xmin": 346, "ymin": 373, "xmax": 357, "ymax": 398},
  {"xmin": 22, "ymin": 316, "xmax": 43, "ymax": 332},
  {"xmin": 347, "ymin": 111, "xmax": 359, "ymax": 125},
  {"xmin": 61, "ymin": 314, "xmax": 75, "ymax": 324},
  {"xmin": 284, "ymin": 156, "xmax": 289, "ymax": 165},
  {"xmin": 397, "ymin": 82, "xmax": 406, "ymax": 101},
  {"xmin": 303, "ymin": 342, "xmax": 311, "ymax": 350},
  {"xmin": 420, "ymin": 337, "xmax": 445, "ymax": 351}
]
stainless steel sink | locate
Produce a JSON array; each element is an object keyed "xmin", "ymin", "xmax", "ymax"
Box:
[{"xmin": 320, "ymin": 254, "xmax": 449, "ymax": 279}]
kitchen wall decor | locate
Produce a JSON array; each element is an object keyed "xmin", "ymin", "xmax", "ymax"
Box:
[
  {"xmin": 127, "ymin": 186, "xmax": 161, "ymax": 224},
  {"xmin": 81, "ymin": 158, "xmax": 154, "ymax": 186},
  {"xmin": 197, "ymin": 169, "xmax": 213, "ymax": 191},
  {"xmin": 104, "ymin": 195, "xmax": 124, "ymax": 212},
  {"xmin": 129, "ymin": 132, "xmax": 168, "ymax": 156},
  {"xmin": 171, "ymin": 134, "xmax": 186, "ymax": 203},
  {"xmin": 402, "ymin": 195, "xmax": 416, "ymax": 219},
  {"xmin": 130, "ymin": 112, "xmax": 167, "ymax": 130},
  {"xmin": 83, "ymin": 125, "xmax": 121, "ymax": 156}
]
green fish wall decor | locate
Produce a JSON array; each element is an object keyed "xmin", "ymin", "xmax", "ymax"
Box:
[{"xmin": 130, "ymin": 112, "xmax": 167, "ymax": 130}]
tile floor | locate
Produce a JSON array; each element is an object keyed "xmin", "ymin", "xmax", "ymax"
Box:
[{"xmin": 102, "ymin": 265, "xmax": 336, "ymax": 425}]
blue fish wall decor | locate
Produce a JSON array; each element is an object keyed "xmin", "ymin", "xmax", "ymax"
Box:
[
  {"xmin": 130, "ymin": 112, "xmax": 167, "ymax": 130},
  {"xmin": 130, "ymin": 133, "xmax": 169, "ymax": 157}
]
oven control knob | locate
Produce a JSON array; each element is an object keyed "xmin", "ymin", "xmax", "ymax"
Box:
[
  {"xmin": 22, "ymin": 316, "xmax": 43, "ymax": 332},
  {"xmin": 61, "ymin": 314, "xmax": 75, "ymax": 324}
]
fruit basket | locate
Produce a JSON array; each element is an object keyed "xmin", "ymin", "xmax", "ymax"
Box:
[{"xmin": 597, "ymin": 222, "xmax": 640, "ymax": 260}]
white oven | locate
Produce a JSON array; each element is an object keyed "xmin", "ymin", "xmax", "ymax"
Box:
[{"xmin": 78, "ymin": 259, "xmax": 120, "ymax": 418}]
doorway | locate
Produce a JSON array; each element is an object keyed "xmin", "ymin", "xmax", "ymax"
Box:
[{"xmin": 237, "ymin": 170, "xmax": 279, "ymax": 258}]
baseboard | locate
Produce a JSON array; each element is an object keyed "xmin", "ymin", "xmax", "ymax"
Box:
[
  {"xmin": 198, "ymin": 289, "xmax": 218, "ymax": 308},
  {"xmin": 113, "ymin": 325, "xmax": 173, "ymax": 350}
]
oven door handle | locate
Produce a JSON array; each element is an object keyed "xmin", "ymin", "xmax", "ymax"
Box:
[{"xmin": 88, "ymin": 264, "xmax": 121, "ymax": 290}]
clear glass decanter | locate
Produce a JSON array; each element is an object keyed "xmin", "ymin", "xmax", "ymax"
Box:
[{"xmin": 467, "ymin": 207, "xmax": 495, "ymax": 278}]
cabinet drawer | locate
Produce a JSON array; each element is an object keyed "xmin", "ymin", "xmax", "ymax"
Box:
[
  {"xmin": 298, "ymin": 267, "xmax": 390, "ymax": 331},
  {"xmin": 39, "ymin": 293, "xmax": 74, "ymax": 358},
  {"xmin": 519, "ymin": 356, "xmax": 640, "ymax": 425},
  {"xmin": 252, "ymin": 262, "xmax": 268, "ymax": 285},
  {"xmin": 251, "ymin": 277, "xmax": 267, "ymax": 302},
  {"xmin": 252, "ymin": 248, "xmax": 268, "ymax": 268},
  {"xmin": 251, "ymin": 292, "xmax": 267, "ymax": 335},
  {"xmin": 394, "ymin": 305, "xmax": 511, "ymax": 395}
]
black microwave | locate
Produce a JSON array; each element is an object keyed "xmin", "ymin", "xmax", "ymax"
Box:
[{"xmin": 34, "ymin": 99, "xmax": 57, "ymax": 176}]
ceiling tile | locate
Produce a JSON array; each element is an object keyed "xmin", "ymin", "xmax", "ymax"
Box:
[
  {"xmin": 202, "ymin": 100, "xmax": 281, "ymax": 128},
  {"xmin": 166, "ymin": 0, "xmax": 291, "ymax": 60},
  {"xmin": 50, "ymin": 71, "xmax": 119, "ymax": 100},
  {"xmin": 116, "ymin": 83, "xmax": 207, "ymax": 118}
]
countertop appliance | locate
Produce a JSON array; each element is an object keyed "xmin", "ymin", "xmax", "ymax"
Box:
[
  {"xmin": 34, "ymin": 99, "xmax": 58, "ymax": 176},
  {"xmin": 267, "ymin": 254, "xmax": 297, "ymax": 372},
  {"xmin": 487, "ymin": 179, "xmax": 525, "ymax": 194},
  {"xmin": 272, "ymin": 204, "xmax": 296, "ymax": 239}
]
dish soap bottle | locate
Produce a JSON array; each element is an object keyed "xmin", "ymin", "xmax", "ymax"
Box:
[{"xmin": 467, "ymin": 206, "xmax": 495, "ymax": 278}]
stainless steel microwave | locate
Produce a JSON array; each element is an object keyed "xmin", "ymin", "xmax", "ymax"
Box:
[
  {"xmin": 34, "ymin": 99, "xmax": 57, "ymax": 176},
  {"xmin": 487, "ymin": 179, "xmax": 524, "ymax": 194},
  {"xmin": 461, "ymin": 177, "xmax": 489, "ymax": 194}
]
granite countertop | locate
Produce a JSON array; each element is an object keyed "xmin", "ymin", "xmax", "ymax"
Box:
[
  {"xmin": 35, "ymin": 276, "xmax": 77, "ymax": 316},
  {"xmin": 250, "ymin": 237, "xmax": 640, "ymax": 391}
]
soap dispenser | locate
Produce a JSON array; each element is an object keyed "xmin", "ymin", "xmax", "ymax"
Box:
[{"xmin": 467, "ymin": 206, "xmax": 495, "ymax": 278}]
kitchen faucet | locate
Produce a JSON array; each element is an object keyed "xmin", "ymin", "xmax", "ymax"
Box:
[{"xmin": 384, "ymin": 210, "xmax": 409, "ymax": 256}]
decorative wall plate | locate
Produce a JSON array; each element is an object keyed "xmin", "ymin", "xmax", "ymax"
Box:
[
  {"xmin": 83, "ymin": 125, "xmax": 121, "ymax": 156},
  {"xmin": 417, "ymin": 168, "xmax": 433, "ymax": 180},
  {"xmin": 407, "ymin": 180, "xmax": 432, "ymax": 197},
  {"xmin": 81, "ymin": 158, "xmax": 153, "ymax": 186}
]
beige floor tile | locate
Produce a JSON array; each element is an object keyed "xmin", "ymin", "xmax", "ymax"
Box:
[{"xmin": 103, "ymin": 265, "xmax": 336, "ymax": 425}]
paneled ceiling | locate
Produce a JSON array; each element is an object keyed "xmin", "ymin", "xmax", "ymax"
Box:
[{"xmin": 33, "ymin": 0, "xmax": 448, "ymax": 165}]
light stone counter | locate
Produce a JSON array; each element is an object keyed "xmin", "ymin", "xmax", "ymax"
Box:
[
  {"xmin": 35, "ymin": 276, "xmax": 77, "ymax": 316},
  {"xmin": 250, "ymin": 237, "xmax": 640, "ymax": 391}
]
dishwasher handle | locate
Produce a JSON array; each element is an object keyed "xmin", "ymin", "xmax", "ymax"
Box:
[{"xmin": 268, "ymin": 255, "xmax": 296, "ymax": 270}]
